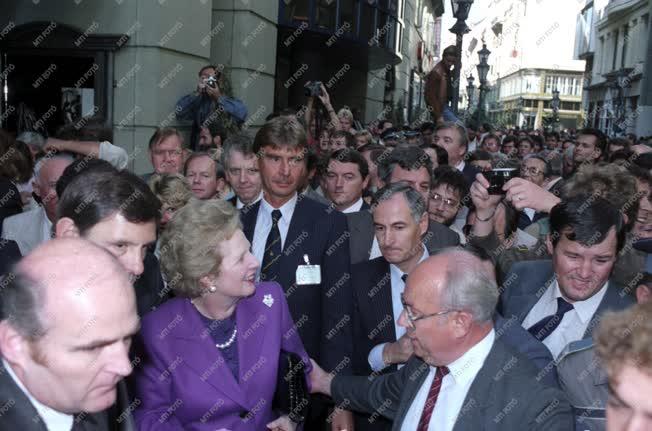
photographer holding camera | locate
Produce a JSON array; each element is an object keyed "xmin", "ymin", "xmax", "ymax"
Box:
[
  {"xmin": 304, "ymin": 82, "xmax": 342, "ymax": 146},
  {"xmin": 176, "ymin": 64, "xmax": 248, "ymax": 150}
]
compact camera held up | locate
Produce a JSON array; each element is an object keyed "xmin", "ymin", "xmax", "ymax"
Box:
[{"xmin": 304, "ymin": 81, "xmax": 323, "ymax": 97}]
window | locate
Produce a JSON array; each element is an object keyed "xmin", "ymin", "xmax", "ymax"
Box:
[
  {"xmin": 621, "ymin": 24, "xmax": 628, "ymax": 68},
  {"xmin": 612, "ymin": 29, "xmax": 619, "ymax": 71}
]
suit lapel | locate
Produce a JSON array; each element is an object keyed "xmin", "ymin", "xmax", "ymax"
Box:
[
  {"xmin": 371, "ymin": 261, "xmax": 397, "ymax": 342},
  {"xmin": 283, "ymin": 197, "xmax": 312, "ymax": 256},
  {"xmin": 235, "ymin": 295, "xmax": 267, "ymax": 401},
  {"xmin": 171, "ymin": 300, "xmax": 247, "ymax": 408},
  {"xmin": 394, "ymin": 359, "xmax": 431, "ymax": 429},
  {"xmin": 0, "ymin": 363, "xmax": 48, "ymax": 430},
  {"xmin": 240, "ymin": 201, "xmax": 260, "ymax": 244},
  {"xmin": 584, "ymin": 281, "xmax": 634, "ymax": 338}
]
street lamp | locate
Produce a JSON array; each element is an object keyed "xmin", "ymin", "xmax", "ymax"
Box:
[
  {"xmin": 551, "ymin": 88, "xmax": 560, "ymax": 131},
  {"xmin": 466, "ymin": 74, "xmax": 475, "ymax": 108},
  {"xmin": 449, "ymin": 0, "xmax": 474, "ymax": 115},
  {"xmin": 476, "ymin": 42, "xmax": 491, "ymax": 126}
]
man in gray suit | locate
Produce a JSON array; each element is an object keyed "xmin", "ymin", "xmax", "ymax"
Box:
[
  {"xmin": 0, "ymin": 238, "xmax": 139, "ymax": 430},
  {"xmin": 347, "ymin": 146, "xmax": 459, "ymax": 264},
  {"xmin": 310, "ymin": 248, "xmax": 573, "ymax": 430},
  {"xmin": 496, "ymin": 195, "xmax": 635, "ymax": 360}
]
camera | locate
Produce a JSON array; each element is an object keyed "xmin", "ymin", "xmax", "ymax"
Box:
[
  {"xmin": 486, "ymin": 168, "xmax": 518, "ymax": 195},
  {"xmin": 204, "ymin": 75, "xmax": 219, "ymax": 89},
  {"xmin": 304, "ymin": 81, "xmax": 322, "ymax": 97}
]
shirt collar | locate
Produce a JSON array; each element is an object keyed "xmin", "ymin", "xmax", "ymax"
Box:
[
  {"xmin": 341, "ymin": 197, "xmax": 364, "ymax": 214},
  {"xmin": 237, "ymin": 190, "xmax": 263, "ymax": 209},
  {"xmin": 446, "ymin": 329, "xmax": 495, "ymax": 385},
  {"xmin": 2, "ymin": 359, "xmax": 74, "ymax": 430},
  {"xmin": 455, "ymin": 160, "xmax": 465, "ymax": 172},
  {"xmin": 389, "ymin": 245, "xmax": 429, "ymax": 279},
  {"xmin": 260, "ymin": 192, "xmax": 298, "ymax": 221},
  {"xmin": 552, "ymin": 279, "xmax": 609, "ymax": 324}
]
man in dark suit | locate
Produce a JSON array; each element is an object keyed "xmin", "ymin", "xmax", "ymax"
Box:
[
  {"xmin": 348, "ymin": 146, "xmax": 459, "ymax": 264},
  {"xmin": 221, "ymin": 132, "xmax": 263, "ymax": 209},
  {"xmin": 0, "ymin": 238, "xmax": 21, "ymax": 277},
  {"xmin": 0, "ymin": 238, "xmax": 138, "ymax": 430},
  {"xmin": 498, "ymin": 195, "xmax": 635, "ymax": 359},
  {"xmin": 310, "ymin": 248, "xmax": 573, "ymax": 430},
  {"xmin": 323, "ymin": 148, "xmax": 371, "ymax": 213},
  {"xmin": 54, "ymin": 160, "xmax": 167, "ymax": 317},
  {"xmin": 240, "ymin": 116, "xmax": 354, "ymax": 430},
  {"xmin": 350, "ymin": 183, "xmax": 430, "ymax": 430}
]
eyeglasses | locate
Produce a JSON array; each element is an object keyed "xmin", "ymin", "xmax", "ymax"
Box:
[
  {"xmin": 520, "ymin": 167, "xmax": 544, "ymax": 176},
  {"xmin": 401, "ymin": 293, "xmax": 455, "ymax": 329},
  {"xmin": 430, "ymin": 192, "xmax": 459, "ymax": 209}
]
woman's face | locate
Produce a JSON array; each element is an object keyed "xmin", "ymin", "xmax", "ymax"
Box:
[{"xmin": 211, "ymin": 229, "xmax": 260, "ymax": 299}]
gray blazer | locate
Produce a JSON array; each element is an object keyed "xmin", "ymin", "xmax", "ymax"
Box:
[
  {"xmin": 499, "ymin": 260, "xmax": 635, "ymax": 339},
  {"xmin": 346, "ymin": 211, "xmax": 460, "ymax": 265},
  {"xmin": 331, "ymin": 338, "xmax": 573, "ymax": 430},
  {"xmin": 0, "ymin": 361, "xmax": 135, "ymax": 431}
]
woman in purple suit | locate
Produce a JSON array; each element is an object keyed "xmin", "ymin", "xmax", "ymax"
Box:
[{"xmin": 133, "ymin": 198, "xmax": 310, "ymax": 430}]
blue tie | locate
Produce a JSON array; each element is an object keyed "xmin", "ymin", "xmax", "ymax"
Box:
[
  {"xmin": 261, "ymin": 210, "xmax": 282, "ymax": 282},
  {"xmin": 527, "ymin": 297, "xmax": 574, "ymax": 341}
]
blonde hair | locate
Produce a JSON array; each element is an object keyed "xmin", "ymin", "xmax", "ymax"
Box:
[
  {"xmin": 338, "ymin": 107, "xmax": 353, "ymax": 120},
  {"xmin": 148, "ymin": 173, "xmax": 192, "ymax": 211},
  {"xmin": 159, "ymin": 199, "xmax": 241, "ymax": 298},
  {"xmin": 595, "ymin": 301, "xmax": 652, "ymax": 381}
]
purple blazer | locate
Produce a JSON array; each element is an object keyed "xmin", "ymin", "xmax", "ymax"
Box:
[{"xmin": 133, "ymin": 282, "xmax": 311, "ymax": 430}]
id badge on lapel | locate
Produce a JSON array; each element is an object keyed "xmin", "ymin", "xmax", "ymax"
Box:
[{"xmin": 296, "ymin": 254, "xmax": 321, "ymax": 285}]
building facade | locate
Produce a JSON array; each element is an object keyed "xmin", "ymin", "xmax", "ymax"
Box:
[
  {"xmin": 574, "ymin": 0, "xmax": 652, "ymax": 137},
  {"xmin": 0, "ymin": 0, "xmax": 443, "ymax": 173}
]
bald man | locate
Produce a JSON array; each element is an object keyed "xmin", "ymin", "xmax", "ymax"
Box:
[
  {"xmin": 0, "ymin": 238, "xmax": 139, "ymax": 430},
  {"xmin": 2, "ymin": 155, "xmax": 73, "ymax": 254},
  {"xmin": 311, "ymin": 248, "xmax": 573, "ymax": 430}
]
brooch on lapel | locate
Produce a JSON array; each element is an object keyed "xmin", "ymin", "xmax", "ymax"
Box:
[{"xmin": 263, "ymin": 294, "xmax": 274, "ymax": 308}]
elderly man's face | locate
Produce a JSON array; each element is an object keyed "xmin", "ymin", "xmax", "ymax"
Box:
[
  {"xmin": 520, "ymin": 158, "xmax": 546, "ymax": 187},
  {"xmin": 18, "ymin": 259, "xmax": 139, "ymax": 413},
  {"xmin": 225, "ymin": 151, "xmax": 262, "ymax": 205},
  {"xmin": 548, "ymin": 227, "xmax": 618, "ymax": 302},
  {"xmin": 606, "ymin": 364, "xmax": 652, "ymax": 431},
  {"xmin": 435, "ymin": 128, "xmax": 465, "ymax": 167},
  {"xmin": 150, "ymin": 135, "xmax": 184, "ymax": 174},
  {"xmin": 373, "ymin": 193, "xmax": 427, "ymax": 268},
  {"xmin": 398, "ymin": 256, "xmax": 459, "ymax": 366}
]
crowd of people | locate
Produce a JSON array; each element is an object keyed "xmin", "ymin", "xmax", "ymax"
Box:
[{"xmin": 0, "ymin": 62, "xmax": 651, "ymax": 431}]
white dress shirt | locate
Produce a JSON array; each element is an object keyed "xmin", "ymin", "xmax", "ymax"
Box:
[
  {"xmin": 401, "ymin": 330, "xmax": 496, "ymax": 431},
  {"xmin": 521, "ymin": 279, "xmax": 608, "ymax": 359},
  {"xmin": 368, "ymin": 246, "xmax": 429, "ymax": 371},
  {"xmin": 369, "ymin": 236, "xmax": 382, "ymax": 260},
  {"xmin": 341, "ymin": 197, "xmax": 364, "ymax": 214},
  {"xmin": 3, "ymin": 359, "xmax": 74, "ymax": 431},
  {"xmin": 454, "ymin": 160, "xmax": 466, "ymax": 172},
  {"xmin": 236, "ymin": 190, "xmax": 263, "ymax": 209},
  {"xmin": 252, "ymin": 193, "xmax": 298, "ymax": 281}
]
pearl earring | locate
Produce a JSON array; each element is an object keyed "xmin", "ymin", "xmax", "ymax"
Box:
[{"xmin": 209, "ymin": 286, "xmax": 217, "ymax": 293}]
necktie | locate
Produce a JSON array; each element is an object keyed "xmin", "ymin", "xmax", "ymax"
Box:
[
  {"xmin": 527, "ymin": 297, "xmax": 574, "ymax": 341},
  {"xmin": 416, "ymin": 366, "xmax": 450, "ymax": 431},
  {"xmin": 261, "ymin": 209, "xmax": 282, "ymax": 282}
]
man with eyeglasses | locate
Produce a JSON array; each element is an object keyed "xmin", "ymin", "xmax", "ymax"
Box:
[
  {"xmin": 310, "ymin": 248, "xmax": 573, "ymax": 430},
  {"xmin": 348, "ymin": 183, "xmax": 429, "ymax": 430},
  {"xmin": 517, "ymin": 155, "xmax": 549, "ymax": 230},
  {"xmin": 428, "ymin": 166, "xmax": 469, "ymax": 243},
  {"xmin": 141, "ymin": 127, "xmax": 186, "ymax": 183}
]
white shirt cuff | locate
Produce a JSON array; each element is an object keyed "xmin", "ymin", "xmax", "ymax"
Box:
[{"xmin": 368, "ymin": 343, "xmax": 389, "ymax": 372}]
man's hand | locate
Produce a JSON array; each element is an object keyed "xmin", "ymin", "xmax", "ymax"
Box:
[
  {"xmin": 317, "ymin": 83, "xmax": 333, "ymax": 109},
  {"xmin": 267, "ymin": 415, "xmax": 297, "ymax": 431},
  {"xmin": 331, "ymin": 408, "xmax": 354, "ymax": 431},
  {"xmin": 205, "ymin": 83, "xmax": 222, "ymax": 100},
  {"xmin": 503, "ymin": 178, "xmax": 560, "ymax": 213},
  {"xmin": 470, "ymin": 173, "xmax": 503, "ymax": 218},
  {"xmin": 43, "ymin": 137, "xmax": 69, "ymax": 153},
  {"xmin": 309, "ymin": 359, "xmax": 333, "ymax": 396},
  {"xmin": 382, "ymin": 335, "xmax": 413, "ymax": 366}
]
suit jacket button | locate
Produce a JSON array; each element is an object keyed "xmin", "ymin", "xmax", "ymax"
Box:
[{"xmin": 239, "ymin": 410, "xmax": 249, "ymax": 419}]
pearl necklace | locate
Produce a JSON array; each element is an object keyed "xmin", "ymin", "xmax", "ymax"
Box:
[{"xmin": 215, "ymin": 328, "xmax": 237, "ymax": 349}]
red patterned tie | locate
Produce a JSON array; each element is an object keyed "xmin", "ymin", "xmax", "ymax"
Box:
[{"xmin": 416, "ymin": 366, "xmax": 450, "ymax": 431}]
